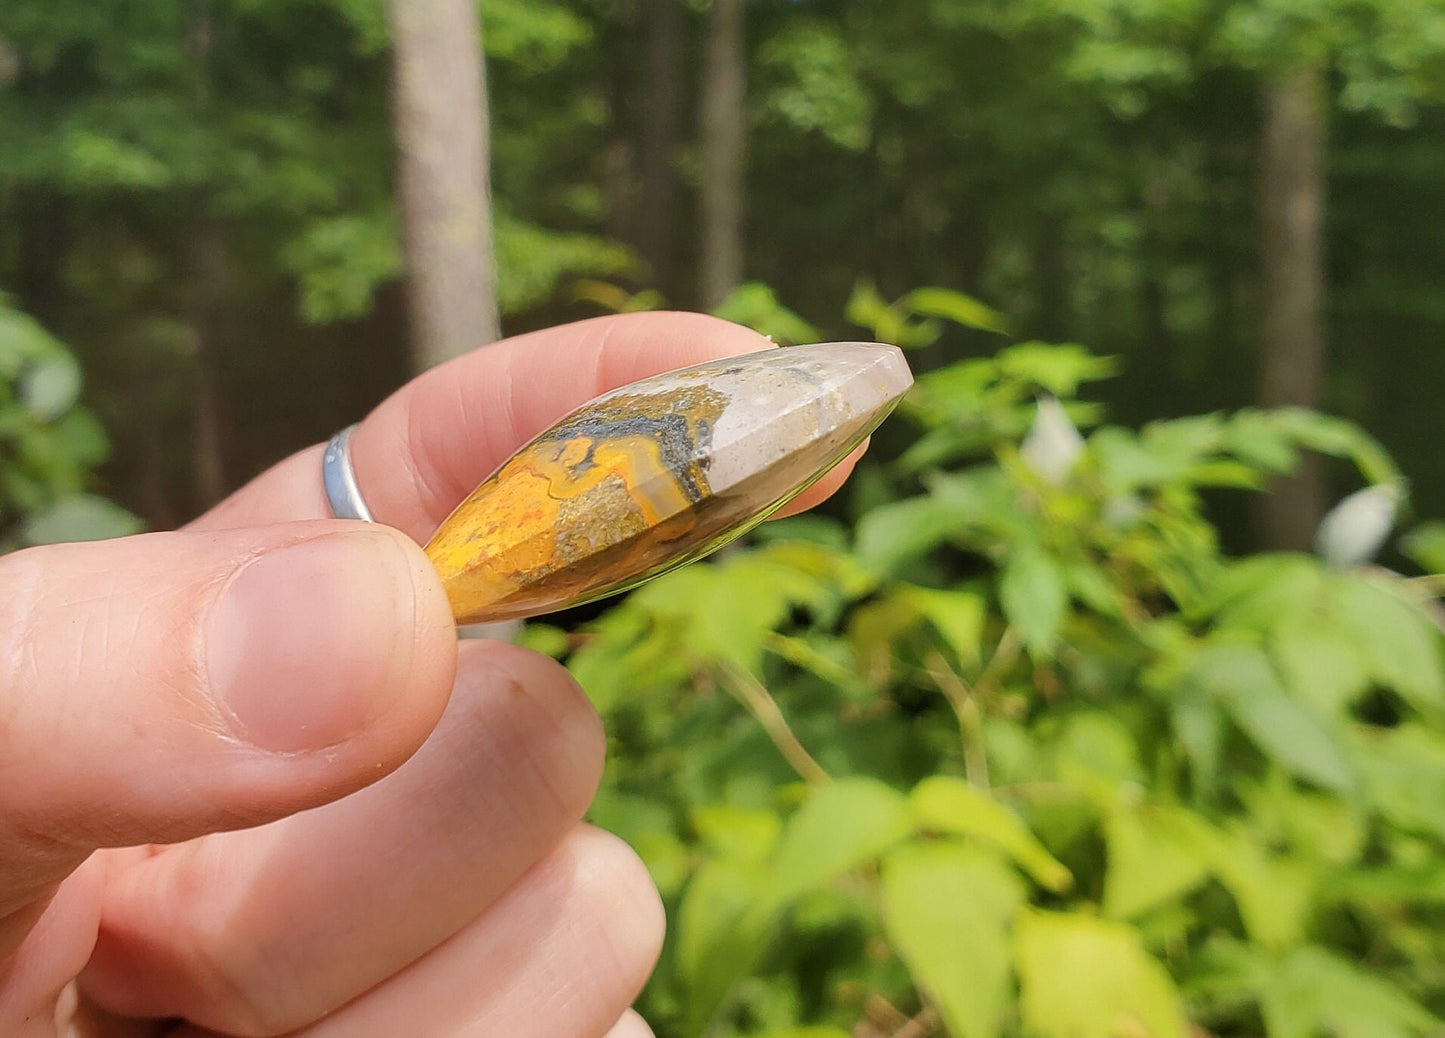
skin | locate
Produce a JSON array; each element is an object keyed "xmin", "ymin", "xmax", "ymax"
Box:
[{"xmin": 0, "ymin": 313, "xmax": 861, "ymax": 1037}]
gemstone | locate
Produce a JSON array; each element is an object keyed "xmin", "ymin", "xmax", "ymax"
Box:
[{"xmin": 424, "ymin": 342, "xmax": 913, "ymax": 624}]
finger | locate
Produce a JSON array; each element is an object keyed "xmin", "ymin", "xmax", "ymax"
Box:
[
  {"xmin": 191, "ymin": 312, "xmax": 854, "ymax": 543},
  {"xmin": 0, "ymin": 522, "xmax": 456, "ymax": 947},
  {"xmin": 82, "ymin": 642, "xmax": 602, "ymax": 1035},
  {"xmin": 168, "ymin": 827, "xmax": 664, "ymax": 1038},
  {"xmin": 605, "ymin": 1010, "xmax": 657, "ymax": 1038},
  {"xmin": 771, "ymin": 439, "xmax": 866, "ymax": 519},
  {"xmin": 0, "ymin": 855, "xmax": 105, "ymax": 1035}
]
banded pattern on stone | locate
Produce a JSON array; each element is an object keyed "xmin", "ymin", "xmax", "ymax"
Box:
[{"xmin": 425, "ymin": 342, "xmax": 913, "ymax": 623}]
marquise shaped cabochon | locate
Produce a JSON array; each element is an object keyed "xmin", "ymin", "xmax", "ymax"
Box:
[{"xmin": 423, "ymin": 342, "xmax": 914, "ymax": 624}]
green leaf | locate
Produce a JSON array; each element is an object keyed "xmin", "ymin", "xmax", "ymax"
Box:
[
  {"xmin": 765, "ymin": 777, "xmax": 911, "ymax": 907},
  {"xmin": 1103, "ymin": 804, "xmax": 1212, "ymax": 920},
  {"xmin": 854, "ymin": 494, "xmax": 962, "ymax": 573},
  {"xmin": 677, "ymin": 857, "xmax": 776, "ymax": 1034},
  {"xmin": 692, "ymin": 805, "xmax": 782, "ymax": 863},
  {"xmin": 897, "ymin": 287, "xmax": 1011, "ymax": 335},
  {"xmin": 1207, "ymin": 553, "xmax": 1325, "ymax": 632},
  {"xmin": 481, "ymin": 0, "xmax": 593, "ymax": 70},
  {"xmin": 282, "ymin": 212, "xmax": 403, "ymax": 323},
  {"xmin": 1197, "ymin": 824, "xmax": 1316, "ymax": 950},
  {"xmin": 1015, "ymin": 910, "xmax": 1187, "ymax": 1038},
  {"xmin": 1270, "ymin": 618, "xmax": 1371, "ymax": 715},
  {"xmin": 1171, "ymin": 693, "xmax": 1224, "ymax": 793},
  {"xmin": 711, "ymin": 282, "xmax": 822, "ymax": 344},
  {"xmin": 494, "ymin": 212, "xmax": 636, "ymax": 315},
  {"xmin": 678, "ymin": 781, "xmax": 910, "ymax": 1035},
  {"xmin": 1267, "ymin": 408, "xmax": 1402, "ymax": 486},
  {"xmin": 999, "ymin": 543, "xmax": 1068, "ymax": 658},
  {"xmin": 1188, "ymin": 643, "xmax": 1354, "ymax": 793},
  {"xmin": 45, "ymin": 408, "xmax": 110, "ymax": 467},
  {"xmin": 19, "ymin": 494, "xmax": 143, "ymax": 545},
  {"xmin": 995, "ymin": 342, "xmax": 1118, "ymax": 396},
  {"xmin": 1401, "ymin": 521, "xmax": 1445, "ymax": 574},
  {"xmin": 1353, "ymin": 724, "xmax": 1445, "ymax": 843},
  {"xmin": 910, "ymin": 776, "xmax": 1072, "ymax": 892},
  {"xmin": 631, "ymin": 549, "xmax": 837, "ymax": 672},
  {"xmin": 899, "ymin": 586, "xmax": 986, "ymax": 667},
  {"xmin": 519, "ymin": 623, "xmax": 569, "ymax": 658},
  {"xmin": 845, "ymin": 281, "xmax": 939, "ymax": 348},
  {"xmin": 1330, "ymin": 574, "xmax": 1445, "ymax": 712},
  {"xmin": 631, "ymin": 829, "xmax": 692, "ymax": 900},
  {"xmin": 757, "ymin": 19, "xmax": 873, "ymax": 151},
  {"xmin": 882, "ymin": 841, "xmax": 1025, "ymax": 1038},
  {"xmin": 0, "ymin": 305, "xmax": 66, "ymax": 378},
  {"xmin": 1260, "ymin": 945, "xmax": 1441, "ymax": 1038},
  {"xmin": 18, "ymin": 350, "xmax": 81, "ymax": 420}
]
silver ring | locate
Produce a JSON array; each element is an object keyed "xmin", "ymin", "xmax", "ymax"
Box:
[{"xmin": 322, "ymin": 424, "xmax": 375, "ymax": 522}]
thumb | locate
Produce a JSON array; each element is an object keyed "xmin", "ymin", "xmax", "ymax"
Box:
[{"xmin": 0, "ymin": 521, "xmax": 456, "ymax": 934}]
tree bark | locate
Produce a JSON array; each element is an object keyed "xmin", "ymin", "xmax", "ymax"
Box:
[
  {"xmin": 186, "ymin": 6, "xmax": 227, "ymax": 509},
  {"xmin": 1258, "ymin": 66, "xmax": 1328, "ymax": 550},
  {"xmin": 699, "ymin": 0, "xmax": 745, "ymax": 309},
  {"xmin": 638, "ymin": 0, "xmax": 684, "ymax": 291},
  {"xmin": 1035, "ymin": 218, "xmax": 1068, "ymax": 342},
  {"xmin": 389, "ymin": 0, "xmax": 500, "ymax": 370},
  {"xmin": 187, "ymin": 223, "xmax": 228, "ymax": 508}
]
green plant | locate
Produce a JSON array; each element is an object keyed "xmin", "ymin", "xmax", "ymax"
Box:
[
  {"xmin": 0, "ymin": 300, "xmax": 140, "ymax": 551},
  {"xmin": 531, "ymin": 294, "xmax": 1445, "ymax": 1038}
]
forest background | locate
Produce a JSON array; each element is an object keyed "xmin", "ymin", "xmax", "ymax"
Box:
[{"xmin": 3, "ymin": 2, "xmax": 1445, "ymax": 1037}]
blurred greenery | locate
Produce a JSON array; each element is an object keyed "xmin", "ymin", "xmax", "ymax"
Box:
[
  {"xmin": 2, "ymin": 0, "xmax": 1444, "ymax": 524},
  {"xmin": 0, "ymin": 297, "xmax": 141, "ymax": 549},
  {"xmin": 3, "ymin": 1, "xmax": 1445, "ymax": 1035},
  {"xmin": 545, "ymin": 320, "xmax": 1445, "ymax": 1038}
]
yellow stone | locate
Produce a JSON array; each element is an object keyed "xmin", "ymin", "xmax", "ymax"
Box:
[{"xmin": 424, "ymin": 342, "xmax": 913, "ymax": 624}]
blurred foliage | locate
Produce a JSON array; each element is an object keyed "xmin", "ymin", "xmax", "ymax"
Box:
[
  {"xmin": 0, "ymin": 298, "xmax": 140, "ymax": 550},
  {"xmin": 519, "ymin": 297, "xmax": 1445, "ymax": 1037},
  {"xmin": 3, "ymin": 0, "xmax": 1445, "ymax": 524}
]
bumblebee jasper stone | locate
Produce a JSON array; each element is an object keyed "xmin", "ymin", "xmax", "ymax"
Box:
[{"xmin": 424, "ymin": 341, "xmax": 913, "ymax": 624}]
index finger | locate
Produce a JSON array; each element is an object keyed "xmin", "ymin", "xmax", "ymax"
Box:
[{"xmin": 191, "ymin": 312, "xmax": 860, "ymax": 541}]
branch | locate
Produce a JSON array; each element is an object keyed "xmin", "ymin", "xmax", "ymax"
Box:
[
  {"xmin": 719, "ymin": 661, "xmax": 830, "ymax": 784},
  {"xmin": 923, "ymin": 651, "xmax": 989, "ymax": 788}
]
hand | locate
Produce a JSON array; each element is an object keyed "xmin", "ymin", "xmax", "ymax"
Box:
[{"xmin": 0, "ymin": 313, "xmax": 859, "ymax": 1037}]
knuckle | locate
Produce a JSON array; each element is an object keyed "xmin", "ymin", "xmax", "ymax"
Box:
[{"xmin": 175, "ymin": 919, "xmax": 309, "ymax": 1038}]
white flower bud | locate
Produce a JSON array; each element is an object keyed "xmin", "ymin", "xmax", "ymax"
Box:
[
  {"xmin": 1021, "ymin": 395, "xmax": 1085, "ymax": 485},
  {"xmin": 1314, "ymin": 482, "xmax": 1404, "ymax": 569}
]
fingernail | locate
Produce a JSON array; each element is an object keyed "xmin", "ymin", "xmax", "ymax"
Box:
[{"xmin": 209, "ymin": 531, "xmax": 418, "ymax": 753}]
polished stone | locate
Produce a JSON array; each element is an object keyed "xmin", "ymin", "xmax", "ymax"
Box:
[{"xmin": 425, "ymin": 342, "xmax": 913, "ymax": 623}]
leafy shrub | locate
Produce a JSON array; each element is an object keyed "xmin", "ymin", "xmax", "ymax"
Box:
[
  {"xmin": 533, "ymin": 291, "xmax": 1445, "ymax": 1038},
  {"xmin": 0, "ymin": 300, "xmax": 140, "ymax": 551}
]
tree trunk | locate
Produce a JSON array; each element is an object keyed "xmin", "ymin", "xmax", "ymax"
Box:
[
  {"xmin": 389, "ymin": 0, "xmax": 500, "ymax": 370},
  {"xmin": 699, "ymin": 0, "xmax": 745, "ymax": 309},
  {"xmin": 14, "ymin": 188, "xmax": 65, "ymax": 328},
  {"xmin": 187, "ymin": 223, "xmax": 228, "ymax": 508},
  {"xmin": 638, "ymin": 0, "xmax": 684, "ymax": 291},
  {"xmin": 187, "ymin": 6, "xmax": 227, "ymax": 509},
  {"xmin": 1035, "ymin": 218, "xmax": 1068, "ymax": 342},
  {"xmin": 1258, "ymin": 66, "xmax": 1328, "ymax": 550}
]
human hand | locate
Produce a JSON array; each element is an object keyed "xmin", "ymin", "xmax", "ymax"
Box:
[{"xmin": 0, "ymin": 313, "xmax": 860, "ymax": 1037}]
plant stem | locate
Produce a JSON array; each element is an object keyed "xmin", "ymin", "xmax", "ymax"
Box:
[
  {"xmin": 924, "ymin": 651, "xmax": 989, "ymax": 789},
  {"xmin": 719, "ymin": 662, "xmax": 831, "ymax": 784},
  {"xmin": 976, "ymin": 625, "xmax": 1023, "ymax": 700}
]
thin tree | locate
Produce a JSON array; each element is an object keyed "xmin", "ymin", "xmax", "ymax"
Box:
[
  {"xmin": 699, "ymin": 0, "xmax": 745, "ymax": 310},
  {"xmin": 639, "ymin": 0, "xmax": 684, "ymax": 292},
  {"xmin": 388, "ymin": 0, "xmax": 501, "ymax": 370},
  {"xmin": 1258, "ymin": 66, "xmax": 1328, "ymax": 549}
]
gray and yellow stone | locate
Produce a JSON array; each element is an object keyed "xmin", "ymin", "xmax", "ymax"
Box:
[{"xmin": 425, "ymin": 342, "xmax": 913, "ymax": 623}]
